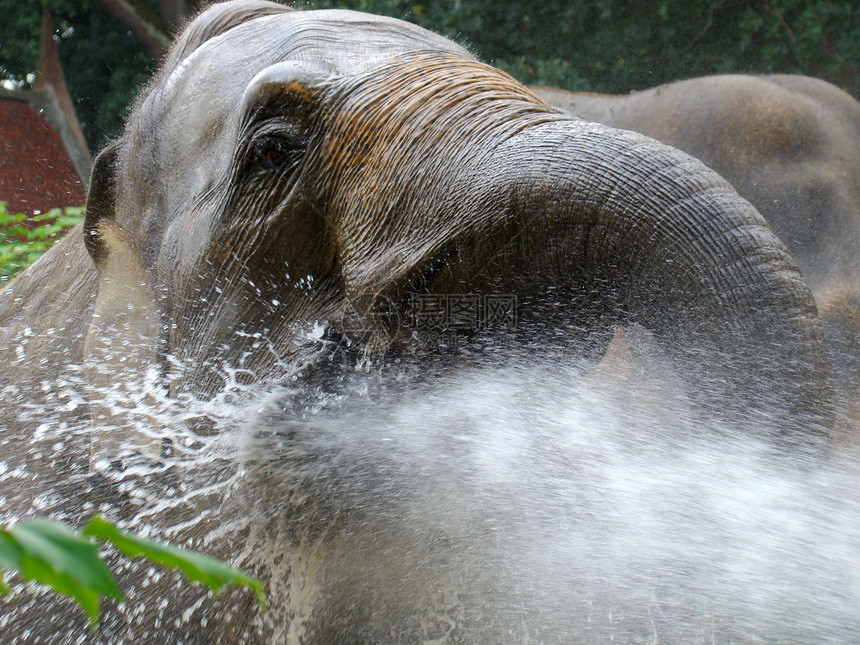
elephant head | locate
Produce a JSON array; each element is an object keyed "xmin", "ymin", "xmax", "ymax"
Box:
[{"xmin": 81, "ymin": 0, "xmax": 833, "ymax": 456}]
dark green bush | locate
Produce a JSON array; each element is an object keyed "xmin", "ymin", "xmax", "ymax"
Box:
[{"xmin": 302, "ymin": 0, "xmax": 859, "ymax": 96}]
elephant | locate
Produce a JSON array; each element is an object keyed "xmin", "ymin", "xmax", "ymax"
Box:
[
  {"xmin": 532, "ymin": 75, "xmax": 860, "ymax": 392},
  {"xmin": 0, "ymin": 2, "xmax": 840, "ymax": 642}
]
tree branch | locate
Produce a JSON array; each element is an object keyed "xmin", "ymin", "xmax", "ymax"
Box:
[
  {"xmin": 95, "ymin": 0, "xmax": 172, "ymax": 61},
  {"xmin": 32, "ymin": 8, "xmax": 92, "ymax": 185},
  {"xmin": 682, "ymin": 0, "xmax": 725, "ymax": 53},
  {"xmin": 762, "ymin": 0, "xmax": 796, "ymax": 43}
]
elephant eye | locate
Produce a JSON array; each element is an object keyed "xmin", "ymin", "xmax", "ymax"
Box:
[{"xmin": 251, "ymin": 134, "xmax": 307, "ymax": 171}]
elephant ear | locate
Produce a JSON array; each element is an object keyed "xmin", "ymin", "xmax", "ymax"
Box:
[
  {"xmin": 83, "ymin": 142, "xmax": 164, "ymax": 467},
  {"xmin": 83, "ymin": 141, "xmax": 119, "ymax": 263}
]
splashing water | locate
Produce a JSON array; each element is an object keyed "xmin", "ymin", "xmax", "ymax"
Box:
[{"xmin": 1, "ymin": 326, "xmax": 859, "ymax": 643}]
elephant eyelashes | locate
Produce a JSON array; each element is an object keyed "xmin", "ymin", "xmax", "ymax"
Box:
[{"xmin": 250, "ymin": 134, "xmax": 307, "ymax": 172}]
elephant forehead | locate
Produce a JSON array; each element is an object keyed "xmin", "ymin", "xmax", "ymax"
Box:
[
  {"xmin": 120, "ymin": 9, "xmax": 473, "ymax": 238},
  {"xmin": 139, "ymin": 9, "xmax": 472, "ymax": 145}
]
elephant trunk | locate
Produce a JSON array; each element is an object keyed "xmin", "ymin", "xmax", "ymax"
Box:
[
  {"xmin": 319, "ymin": 54, "xmax": 831, "ymax": 441},
  {"xmin": 437, "ymin": 119, "xmax": 834, "ymax": 441}
]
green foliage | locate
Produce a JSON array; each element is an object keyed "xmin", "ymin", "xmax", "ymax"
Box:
[
  {"xmin": 301, "ymin": 0, "xmax": 860, "ymax": 95},
  {"xmin": 0, "ymin": 519, "xmax": 122, "ymax": 629},
  {"xmin": 83, "ymin": 516, "xmax": 266, "ymax": 612},
  {"xmin": 0, "ymin": 202, "xmax": 83, "ymax": 286},
  {"xmin": 0, "ymin": 515, "xmax": 265, "ymax": 631}
]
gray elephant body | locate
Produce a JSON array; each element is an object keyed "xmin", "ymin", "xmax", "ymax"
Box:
[
  {"xmin": 533, "ymin": 75, "xmax": 860, "ymax": 387},
  {"xmin": 0, "ymin": 3, "xmax": 839, "ymax": 642}
]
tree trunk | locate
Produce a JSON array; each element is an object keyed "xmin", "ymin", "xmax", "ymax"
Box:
[{"xmin": 31, "ymin": 8, "xmax": 92, "ymax": 185}]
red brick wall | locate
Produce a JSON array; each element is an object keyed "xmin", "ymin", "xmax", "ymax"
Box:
[{"xmin": 0, "ymin": 98, "xmax": 87, "ymax": 215}]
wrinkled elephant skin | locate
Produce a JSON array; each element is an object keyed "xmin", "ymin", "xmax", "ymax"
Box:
[{"xmin": 0, "ymin": 3, "xmax": 841, "ymax": 641}]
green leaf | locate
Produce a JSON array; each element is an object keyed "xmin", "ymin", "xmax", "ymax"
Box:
[
  {"xmin": 0, "ymin": 531, "xmax": 18, "ymax": 569},
  {"xmin": 55, "ymin": 214, "xmax": 84, "ymax": 227},
  {"xmin": 83, "ymin": 516, "xmax": 266, "ymax": 611},
  {"xmin": 0, "ymin": 520, "xmax": 123, "ymax": 630}
]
